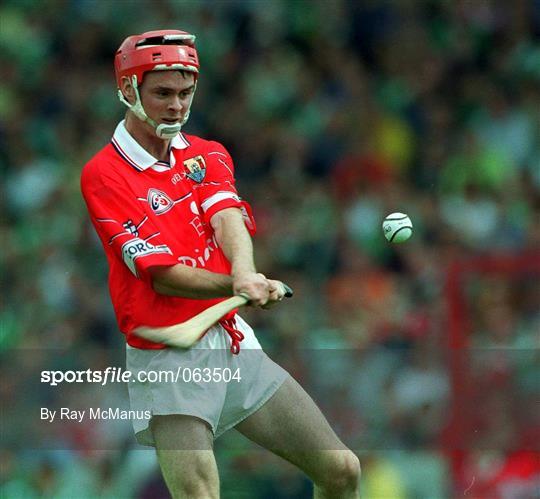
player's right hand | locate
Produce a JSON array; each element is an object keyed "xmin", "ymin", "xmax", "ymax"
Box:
[
  {"xmin": 232, "ymin": 272, "xmax": 270, "ymax": 307},
  {"xmin": 260, "ymin": 279, "xmax": 287, "ymax": 309}
]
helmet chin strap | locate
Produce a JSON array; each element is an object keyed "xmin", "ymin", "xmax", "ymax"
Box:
[{"xmin": 117, "ymin": 75, "xmax": 196, "ymax": 139}]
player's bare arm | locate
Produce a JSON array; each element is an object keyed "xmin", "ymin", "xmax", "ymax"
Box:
[
  {"xmin": 149, "ymin": 264, "xmax": 233, "ymax": 299},
  {"xmin": 210, "ymin": 207, "xmax": 270, "ymax": 306},
  {"xmin": 148, "ymin": 207, "xmax": 273, "ymax": 303}
]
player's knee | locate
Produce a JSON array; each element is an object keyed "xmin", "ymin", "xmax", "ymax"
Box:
[
  {"xmin": 158, "ymin": 450, "xmax": 218, "ymax": 499},
  {"xmin": 169, "ymin": 466, "xmax": 218, "ymax": 499},
  {"xmin": 175, "ymin": 479, "xmax": 217, "ymax": 499},
  {"xmin": 317, "ymin": 450, "xmax": 361, "ymax": 493},
  {"xmin": 336, "ymin": 451, "xmax": 361, "ymax": 490}
]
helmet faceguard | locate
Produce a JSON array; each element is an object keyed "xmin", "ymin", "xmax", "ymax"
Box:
[{"xmin": 114, "ymin": 30, "xmax": 200, "ymax": 139}]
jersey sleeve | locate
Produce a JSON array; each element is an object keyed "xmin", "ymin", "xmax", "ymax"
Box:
[
  {"xmin": 81, "ymin": 167, "xmax": 178, "ymax": 282},
  {"xmin": 197, "ymin": 142, "xmax": 256, "ymax": 234}
]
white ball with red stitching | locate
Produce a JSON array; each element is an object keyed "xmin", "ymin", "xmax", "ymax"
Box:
[{"xmin": 382, "ymin": 212, "xmax": 413, "ymax": 243}]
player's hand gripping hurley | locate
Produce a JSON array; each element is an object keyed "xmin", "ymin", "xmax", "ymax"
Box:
[{"xmin": 133, "ymin": 283, "xmax": 293, "ymax": 348}]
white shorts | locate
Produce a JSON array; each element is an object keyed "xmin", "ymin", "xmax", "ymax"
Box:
[{"xmin": 126, "ymin": 315, "xmax": 289, "ymax": 446}]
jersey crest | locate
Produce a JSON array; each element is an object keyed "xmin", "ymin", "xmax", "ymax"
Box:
[
  {"xmin": 183, "ymin": 155, "xmax": 206, "ymax": 183},
  {"xmin": 147, "ymin": 188, "xmax": 174, "ymax": 215}
]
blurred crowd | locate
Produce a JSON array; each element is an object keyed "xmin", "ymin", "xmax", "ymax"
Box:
[{"xmin": 1, "ymin": 0, "xmax": 539, "ymax": 497}]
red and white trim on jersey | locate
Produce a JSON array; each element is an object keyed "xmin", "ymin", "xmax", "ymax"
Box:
[
  {"xmin": 110, "ymin": 120, "xmax": 190, "ymax": 171},
  {"xmin": 201, "ymin": 191, "xmax": 241, "ymax": 215},
  {"xmin": 208, "ymin": 151, "xmax": 234, "ymax": 177}
]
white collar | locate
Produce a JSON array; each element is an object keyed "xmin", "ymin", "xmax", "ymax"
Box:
[{"xmin": 111, "ymin": 120, "xmax": 189, "ymax": 171}]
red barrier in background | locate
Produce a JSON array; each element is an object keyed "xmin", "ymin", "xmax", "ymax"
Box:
[{"xmin": 445, "ymin": 251, "xmax": 540, "ymax": 495}]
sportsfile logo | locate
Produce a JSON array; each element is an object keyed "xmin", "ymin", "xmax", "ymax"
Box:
[{"xmin": 122, "ymin": 238, "xmax": 171, "ymax": 276}]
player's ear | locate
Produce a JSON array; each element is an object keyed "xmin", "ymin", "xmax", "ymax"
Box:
[{"xmin": 120, "ymin": 76, "xmax": 136, "ymax": 104}]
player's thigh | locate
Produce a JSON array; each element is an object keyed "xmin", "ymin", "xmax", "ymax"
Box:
[
  {"xmin": 151, "ymin": 413, "xmax": 214, "ymax": 450},
  {"xmin": 235, "ymin": 375, "xmax": 349, "ymax": 474}
]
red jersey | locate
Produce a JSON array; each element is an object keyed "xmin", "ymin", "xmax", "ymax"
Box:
[{"xmin": 81, "ymin": 121, "xmax": 255, "ymax": 349}]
